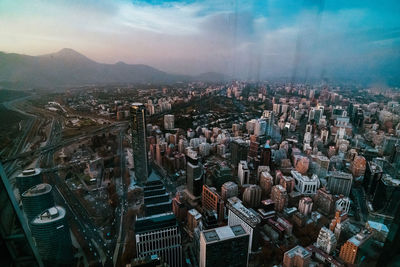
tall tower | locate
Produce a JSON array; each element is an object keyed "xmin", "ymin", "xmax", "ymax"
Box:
[
  {"xmin": 21, "ymin": 183, "xmax": 54, "ymax": 222},
  {"xmin": 130, "ymin": 103, "xmax": 149, "ymax": 185}
]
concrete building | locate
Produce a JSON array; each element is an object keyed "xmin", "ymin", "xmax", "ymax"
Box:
[
  {"xmin": 30, "ymin": 206, "xmax": 73, "ymax": 265},
  {"xmin": 226, "ymin": 197, "xmax": 261, "ymax": 252},
  {"xmin": 21, "ymin": 183, "xmax": 54, "ymax": 222},
  {"xmin": 238, "ymin": 160, "xmax": 250, "ymax": 185},
  {"xmin": 339, "ymin": 231, "xmax": 372, "ymax": 265},
  {"xmin": 298, "ymin": 197, "xmax": 313, "ymax": 216},
  {"xmin": 135, "ymin": 213, "xmax": 182, "ymax": 267},
  {"xmin": 202, "ymin": 185, "xmax": 224, "ymax": 221},
  {"xmin": 186, "ymin": 155, "xmax": 204, "ymax": 198},
  {"xmin": 16, "ymin": 168, "xmax": 42, "ymax": 195},
  {"xmin": 259, "ymin": 171, "xmax": 273, "ymax": 198},
  {"xmin": 271, "ymin": 185, "xmax": 288, "ymax": 212},
  {"xmin": 163, "ymin": 114, "xmax": 174, "ymax": 130},
  {"xmin": 200, "ymin": 225, "xmax": 249, "ymax": 267},
  {"xmin": 221, "ymin": 181, "xmax": 238, "ymax": 201},
  {"xmin": 316, "ymin": 227, "xmax": 337, "ymax": 254},
  {"xmin": 291, "ymin": 170, "xmax": 320, "ymax": 195},
  {"xmin": 242, "ymin": 185, "xmax": 262, "ymax": 208},
  {"xmin": 187, "ymin": 209, "xmax": 202, "ymax": 233},
  {"xmin": 230, "ymin": 140, "xmax": 248, "ymax": 167},
  {"xmin": 327, "ymin": 171, "xmax": 353, "ymax": 197},
  {"xmin": 283, "ymin": 245, "xmax": 311, "ymax": 267},
  {"xmin": 130, "ymin": 103, "xmax": 149, "ymax": 185}
]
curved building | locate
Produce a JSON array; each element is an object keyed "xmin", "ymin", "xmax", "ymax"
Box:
[
  {"xmin": 21, "ymin": 183, "xmax": 54, "ymax": 222},
  {"xmin": 221, "ymin": 181, "xmax": 238, "ymax": 201},
  {"xmin": 243, "ymin": 185, "xmax": 262, "ymax": 208},
  {"xmin": 30, "ymin": 206, "xmax": 73, "ymax": 265},
  {"xmin": 16, "ymin": 168, "xmax": 42, "ymax": 195}
]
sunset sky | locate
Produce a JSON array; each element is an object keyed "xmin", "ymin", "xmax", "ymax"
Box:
[{"xmin": 1, "ymin": 0, "xmax": 399, "ymax": 83}]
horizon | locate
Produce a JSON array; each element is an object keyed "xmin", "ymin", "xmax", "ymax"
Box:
[{"xmin": 0, "ymin": 0, "xmax": 400, "ymax": 85}]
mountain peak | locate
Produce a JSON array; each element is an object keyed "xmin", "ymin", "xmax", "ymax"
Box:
[{"xmin": 55, "ymin": 48, "xmax": 84, "ymax": 57}]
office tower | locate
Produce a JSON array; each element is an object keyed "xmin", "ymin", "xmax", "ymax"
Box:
[
  {"xmin": 382, "ymin": 135, "xmax": 398, "ymax": 156},
  {"xmin": 221, "ymin": 181, "xmax": 238, "ymax": 201},
  {"xmin": 21, "ymin": 183, "xmax": 54, "ymax": 222},
  {"xmin": 320, "ymin": 128, "xmax": 329, "ymax": 144},
  {"xmin": 230, "ymin": 140, "xmax": 248, "ymax": 167},
  {"xmin": 30, "ymin": 206, "xmax": 73, "ymax": 265},
  {"xmin": 172, "ymin": 192, "xmax": 187, "ymax": 222},
  {"xmin": 298, "ymin": 197, "xmax": 313, "ymax": 216},
  {"xmin": 314, "ymin": 188, "xmax": 336, "ymax": 216},
  {"xmin": 0, "ymin": 163, "xmax": 43, "ymax": 267},
  {"xmin": 238, "ymin": 160, "xmax": 250, "ymax": 185},
  {"xmin": 327, "ymin": 171, "xmax": 353, "ymax": 197},
  {"xmin": 363, "ymin": 161, "xmax": 382, "ymax": 196},
  {"xmin": 135, "ymin": 213, "xmax": 182, "ymax": 267},
  {"xmin": 242, "ymin": 185, "xmax": 262, "ymax": 208},
  {"xmin": 259, "ymin": 171, "xmax": 273, "ymax": 198},
  {"xmin": 254, "ymin": 119, "xmax": 266, "ymax": 136},
  {"xmin": 226, "ymin": 197, "xmax": 261, "ymax": 252},
  {"xmin": 187, "ymin": 209, "xmax": 202, "ymax": 233},
  {"xmin": 131, "ymin": 103, "xmax": 149, "ymax": 185},
  {"xmin": 200, "ymin": 225, "xmax": 249, "ymax": 267},
  {"xmin": 316, "ymin": 227, "xmax": 337, "ymax": 254},
  {"xmin": 201, "ymin": 210, "xmax": 219, "ymax": 230},
  {"xmin": 279, "ymin": 176, "xmax": 295, "ymax": 193},
  {"xmin": 350, "ymin": 156, "xmax": 366, "ymax": 178},
  {"xmin": 291, "ymin": 170, "xmax": 320, "ymax": 195},
  {"xmin": 211, "ymin": 162, "xmax": 233, "ymax": 189},
  {"xmin": 186, "ymin": 155, "xmax": 204, "ymax": 198},
  {"xmin": 201, "ymin": 185, "xmax": 224, "ymax": 221},
  {"xmin": 260, "ymin": 144, "xmax": 272, "ymax": 166},
  {"xmin": 283, "ymin": 245, "xmax": 311, "ymax": 267},
  {"xmin": 271, "ymin": 185, "xmax": 288, "ymax": 212},
  {"xmin": 163, "ymin": 114, "xmax": 174, "ymax": 130},
  {"xmin": 371, "ymin": 173, "xmax": 400, "ymax": 218},
  {"xmin": 143, "ymin": 178, "xmax": 171, "ymax": 216},
  {"xmin": 16, "ymin": 168, "xmax": 42, "ymax": 195},
  {"xmin": 339, "ymin": 230, "xmax": 372, "ymax": 265}
]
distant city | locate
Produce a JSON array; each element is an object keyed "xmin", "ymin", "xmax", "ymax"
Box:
[
  {"xmin": 1, "ymin": 81, "xmax": 400, "ymax": 266},
  {"xmin": 1, "ymin": 0, "xmax": 400, "ymax": 266}
]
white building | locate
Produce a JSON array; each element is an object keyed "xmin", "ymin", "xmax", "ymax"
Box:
[
  {"xmin": 315, "ymin": 226, "xmax": 337, "ymax": 254},
  {"xmin": 164, "ymin": 114, "xmax": 175, "ymax": 130},
  {"xmin": 226, "ymin": 197, "xmax": 261, "ymax": 252},
  {"xmin": 238, "ymin": 160, "xmax": 250, "ymax": 185},
  {"xmin": 291, "ymin": 170, "xmax": 320, "ymax": 195}
]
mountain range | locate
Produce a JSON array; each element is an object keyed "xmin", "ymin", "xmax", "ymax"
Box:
[{"xmin": 0, "ymin": 48, "xmax": 230, "ymax": 89}]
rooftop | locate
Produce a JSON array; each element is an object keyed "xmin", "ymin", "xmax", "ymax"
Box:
[
  {"xmin": 202, "ymin": 225, "xmax": 247, "ymax": 243},
  {"xmin": 22, "ymin": 183, "xmax": 52, "ymax": 197},
  {"xmin": 31, "ymin": 206, "xmax": 66, "ymax": 224}
]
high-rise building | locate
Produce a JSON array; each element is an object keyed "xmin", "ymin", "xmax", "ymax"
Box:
[
  {"xmin": 201, "ymin": 185, "xmax": 224, "ymax": 221},
  {"xmin": 143, "ymin": 178, "xmax": 172, "ymax": 216},
  {"xmin": 291, "ymin": 170, "xmax": 320, "ymax": 195},
  {"xmin": 314, "ymin": 187, "xmax": 336, "ymax": 216},
  {"xmin": 242, "ymin": 185, "xmax": 262, "ymax": 208},
  {"xmin": 350, "ymin": 156, "xmax": 366, "ymax": 178},
  {"xmin": 259, "ymin": 171, "xmax": 273, "ymax": 198},
  {"xmin": 371, "ymin": 173, "xmax": 400, "ymax": 218},
  {"xmin": 135, "ymin": 213, "xmax": 182, "ymax": 267},
  {"xmin": 298, "ymin": 197, "xmax": 313, "ymax": 216},
  {"xmin": 238, "ymin": 160, "xmax": 250, "ymax": 185},
  {"xmin": 131, "ymin": 103, "xmax": 149, "ymax": 185},
  {"xmin": 230, "ymin": 140, "xmax": 248, "ymax": 167},
  {"xmin": 16, "ymin": 168, "xmax": 42, "ymax": 195},
  {"xmin": 200, "ymin": 225, "xmax": 249, "ymax": 267},
  {"xmin": 186, "ymin": 155, "xmax": 204, "ymax": 198},
  {"xmin": 163, "ymin": 114, "xmax": 175, "ymax": 130},
  {"xmin": 363, "ymin": 161, "xmax": 382, "ymax": 196},
  {"xmin": 30, "ymin": 206, "xmax": 73, "ymax": 265},
  {"xmin": 327, "ymin": 171, "xmax": 353, "ymax": 197},
  {"xmin": 226, "ymin": 197, "xmax": 261, "ymax": 252},
  {"xmin": 0, "ymin": 163, "xmax": 43, "ymax": 267},
  {"xmin": 271, "ymin": 185, "xmax": 288, "ymax": 212},
  {"xmin": 221, "ymin": 181, "xmax": 238, "ymax": 201},
  {"xmin": 339, "ymin": 230, "xmax": 372, "ymax": 265},
  {"xmin": 21, "ymin": 183, "xmax": 54, "ymax": 222},
  {"xmin": 283, "ymin": 245, "xmax": 311, "ymax": 267},
  {"xmin": 315, "ymin": 227, "xmax": 337, "ymax": 254}
]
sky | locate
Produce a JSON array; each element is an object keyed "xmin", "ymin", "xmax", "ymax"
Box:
[{"xmin": 0, "ymin": 0, "xmax": 400, "ymax": 84}]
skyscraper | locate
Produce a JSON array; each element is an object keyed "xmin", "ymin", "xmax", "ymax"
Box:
[
  {"xmin": 186, "ymin": 155, "xmax": 204, "ymax": 197},
  {"xmin": 131, "ymin": 103, "xmax": 149, "ymax": 185},
  {"xmin": 30, "ymin": 206, "xmax": 73, "ymax": 266},
  {"xmin": 200, "ymin": 225, "xmax": 249, "ymax": 267},
  {"xmin": 16, "ymin": 168, "xmax": 42, "ymax": 195},
  {"xmin": 21, "ymin": 183, "xmax": 54, "ymax": 222}
]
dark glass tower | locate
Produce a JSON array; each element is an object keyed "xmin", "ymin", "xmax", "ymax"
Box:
[{"xmin": 130, "ymin": 103, "xmax": 149, "ymax": 185}]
